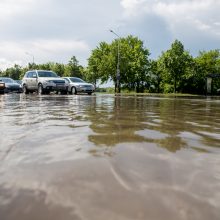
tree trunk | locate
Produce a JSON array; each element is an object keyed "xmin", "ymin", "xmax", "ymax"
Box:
[{"xmin": 174, "ymin": 77, "xmax": 176, "ymax": 93}]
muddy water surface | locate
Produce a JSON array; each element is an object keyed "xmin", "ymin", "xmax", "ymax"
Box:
[{"xmin": 0, "ymin": 94, "xmax": 220, "ymax": 220}]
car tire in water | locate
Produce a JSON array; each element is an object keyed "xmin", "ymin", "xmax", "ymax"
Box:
[
  {"xmin": 23, "ymin": 85, "xmax": 29, "ymax": 94},
  {"xmin": 71, "ymin": 87, "xmax": 77, "ymax": 95},
  {"xmin": 38, "ymin": 84, "xmax": 44, "ymax": 95}
]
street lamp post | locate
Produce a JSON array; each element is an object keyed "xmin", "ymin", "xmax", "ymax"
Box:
[
  {"xmin": 110, "ymin": 29, "xmax": 120, "ymax": 93},
  {"xmin": 25, "ymin": 52, "xmax": 35, "ymax": 64}
]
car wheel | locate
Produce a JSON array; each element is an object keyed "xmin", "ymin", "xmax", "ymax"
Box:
[
  {"xmin": 71, "ymin": 87, "xmax": 77, "ymax": 95},
  {"xmin": 23, "ymin": 85, "xmax": 29, "ymax": 94},
  {"xmin": 38, "ymin": 84, "xmax": 44, "ymax": 95}
]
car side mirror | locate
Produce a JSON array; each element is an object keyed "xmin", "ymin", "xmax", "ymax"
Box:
[{"xmin": 33, "ymin": 73, "xmax": 37, "ymax": 78}]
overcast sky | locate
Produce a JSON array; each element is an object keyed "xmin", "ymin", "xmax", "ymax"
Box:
[{"xmin": 1, "ymin": 0, "xmax": 220, "ymax": 70}]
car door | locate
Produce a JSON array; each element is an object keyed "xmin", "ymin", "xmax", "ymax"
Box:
[
  {"xmin": 24, "ymin": 72, "xmax": 33, "ymax": 89},
  {"xmin": 31, "ymin": 71, "xmax": 38, "ymax": 90},
  {"xmin": 26, "ymin": 71, "xmax": 37, "ymax": 90},
  {"xmin": 63, "ymin": 78, "xmax": 71, "ymax": 92}
]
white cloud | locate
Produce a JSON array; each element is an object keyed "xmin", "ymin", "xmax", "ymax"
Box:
[
  {"xmin": 152, "ymin": 0, "xmax": 220, "ymax": 33},
  {"xmin": 0, "ymin": 39, "xmax": 90, "ymax": 70},
  {"xmin": 0, "ymin": 0, "xmax": 35, "ymax": 22},
  {"xmin": 121, "ymin": 0, "xmax": 147, "ymax": 11},
  {"xmin": 0, "ymin": 58, "xmax": 24, "ymax": 71},
  {"xmin": 118, "ymin": 0, "xmax": 220, "ymax": 58},
  {"xmin": 121, "ymin": 0, "xmax": 220, "ymax": 37},
  {"xmin": 0, "ymin": 0, "xmax": 122, "ymax": 69},
  {"xmin": 32, "ymin": 39, "xmax": 89, "ymax": 53}
]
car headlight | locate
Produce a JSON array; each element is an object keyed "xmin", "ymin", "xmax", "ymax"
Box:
[{"xmin": 44, "ymin": 80, "xmax": 54, "ymax": 85}]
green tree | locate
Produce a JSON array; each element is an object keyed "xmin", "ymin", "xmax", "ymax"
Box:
[
  {"xmin": 149, "ymin": 60, "xmax": 163, "ymax": 93},
  {"xmin": 88, "ymin": 41, "xmax": 115, "ymax": 88},
  {"xmin": 50, "ymin": 63, "xmax": 65, "ymax": 76},
  {"xmin": 196, "ymin": 50, "xmax": 220, "ymax": 74},
  {"xmin": 119, "ymin": 36, "xmax": 150, "ymax": 92},
  {"xmin": 3, "ymin": 64, "xmax": 23, "ymax": 79},
  {"xmin": 194, "ymin": 50, "xmax": 220, "ymax": 94},
  {"xmin": 159, "ymin": 40, "xmax": 192, "ymax": 93},
  {"xmin": 88, "ymin": 35, "xmax": 151, "ymax": 92},
  {"xmin": 65, "ymin": 56, "xmax": 83, "ymax": 77}
]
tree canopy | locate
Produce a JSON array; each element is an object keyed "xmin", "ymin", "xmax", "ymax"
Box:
[{"xmin": 88, "ymin": 35, "xmax": 150, "ymax": 92}]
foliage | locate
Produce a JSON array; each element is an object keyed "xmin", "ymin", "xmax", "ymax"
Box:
[
  {"xmin": 64, "ymin": 56, "xmax": 83, "ymax": 77},
  {"xmin": 159, "ymin": 40, "xmax": 194, "ymax": 93},
  {"xmin": 149, "ymin": 60, "xmax": 163, "ymax": 93},
  {"xmin": 0, "ymin": 64, "xmax": 23, "ymax": 79},
  {"xmin": 190, "ymin": 50, "xmax": 220, "ymax": 94},
  {"xmin": 87, "ymin": 42, "xmax": 112, "ymax": 87},
  {"xmin": 87, "ymin": 35, "xmax": 151, "ymax": 92}
]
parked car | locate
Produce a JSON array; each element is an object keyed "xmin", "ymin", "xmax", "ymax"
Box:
[
  {"xmin": 22, "ymin": 70, "xmax": 68, "ymax": 95},
  {"xmin": 0, "ymin": 77, "xmax": 23, "ymax": 93},
  {"xmin": 0, "ymin": 80, "xmax": 5, "ymax": 94},
  {"xmin": 63, "ymin": 77, "xmax": 95, "ymax": 95}
]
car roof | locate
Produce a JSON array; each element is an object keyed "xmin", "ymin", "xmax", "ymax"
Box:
[
  {"xmin": 63, "ymin": 77, "xmax": 80, "ymax": 79},
  {"xmin": 26, "ymin": 70, "xmax": 54, "ymax": 72}
]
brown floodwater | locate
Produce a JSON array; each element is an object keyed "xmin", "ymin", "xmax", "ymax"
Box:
[{"xmin": 0, "ymin": 93, "xmax": 220, "ymax": 220}]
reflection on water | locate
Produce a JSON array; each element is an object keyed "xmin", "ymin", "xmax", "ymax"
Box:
[{"xmin": 0, "ymin": 93, "xmax": 220, "ymax": 220}]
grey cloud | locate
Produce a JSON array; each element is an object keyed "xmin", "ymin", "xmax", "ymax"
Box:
[
  {"xmin": 0, "ymin": 0, "xmax": 121, "ymax": 41},
  {"xmin": 120, "ymin": 0, "xmax": 220, "ymax": 58},
  {"xmin": 0, "ymin": 0, "xmax": 122, "ymax": 66},
  {"xmin": 119, "ymin": 13, "xmax": 172, "ymax": 58}
]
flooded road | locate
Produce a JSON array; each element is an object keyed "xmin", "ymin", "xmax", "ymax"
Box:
[{"xmin": 0, "ymin": 93, "xmax": 220, "ymax": 220}]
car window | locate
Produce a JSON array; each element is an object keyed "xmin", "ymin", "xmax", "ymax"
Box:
[
  {"xmin": 15, "ymin": 80, "xmax": 22, "ymax": 84},
  {"xmin": 38, "ymin": 71, "xmax": 58, "ymax": 77},
  {"xmin": 70, "ymin": 77, "xmax": 85, "ymax": 83},
  {"xmin": 64, "ymin": 78, "xmax": 70, "ymax": 83},
  {"xmin": 27, "ymin": 72, "xmax": 34, "ymax": 78},
  {"xmin": 0, "ymin": 78, "xmax": 14, "ymax": 83}
]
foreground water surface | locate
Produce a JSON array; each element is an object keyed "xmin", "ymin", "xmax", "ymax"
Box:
[{"xmin": 0, "ymin": 93, "xmax": 220, "ymax": 220}]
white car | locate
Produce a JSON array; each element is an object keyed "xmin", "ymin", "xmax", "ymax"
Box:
[
  {"xmin": 63, "ymin": 77, "xmax": 95, "ymax": 95},
  {"xmin": 22, "ymin": 70, "xmax": 68, "ymax": 95}
]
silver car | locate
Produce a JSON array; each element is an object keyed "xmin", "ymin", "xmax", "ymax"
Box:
[
  {"xmin": 22, "ymin": 70, "xmax": 68, "ymax": 95},
  {"xmin": 63, "ymin": 77, "xmax": 95, "ymax": 95}
]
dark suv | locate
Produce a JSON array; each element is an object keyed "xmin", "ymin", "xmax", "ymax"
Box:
[{"xmin": 22, "ymin": 70, "xmax": 68, "ymax": 95}]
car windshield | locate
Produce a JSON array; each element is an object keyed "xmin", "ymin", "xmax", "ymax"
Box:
[
  {"xmin": 38, "ymin": 71, "xmax": 58, "ymax": 77},
  {"xmin": 69, "ymin": 77, "xmax": 85, "ymax": 83},
  {"xmin": 0, "ymin": 78, "xmax": 14, "ymax": 83},
  {"xmin": 15, "ymin": 80, "xmax": 22, "ymax": 84}
]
